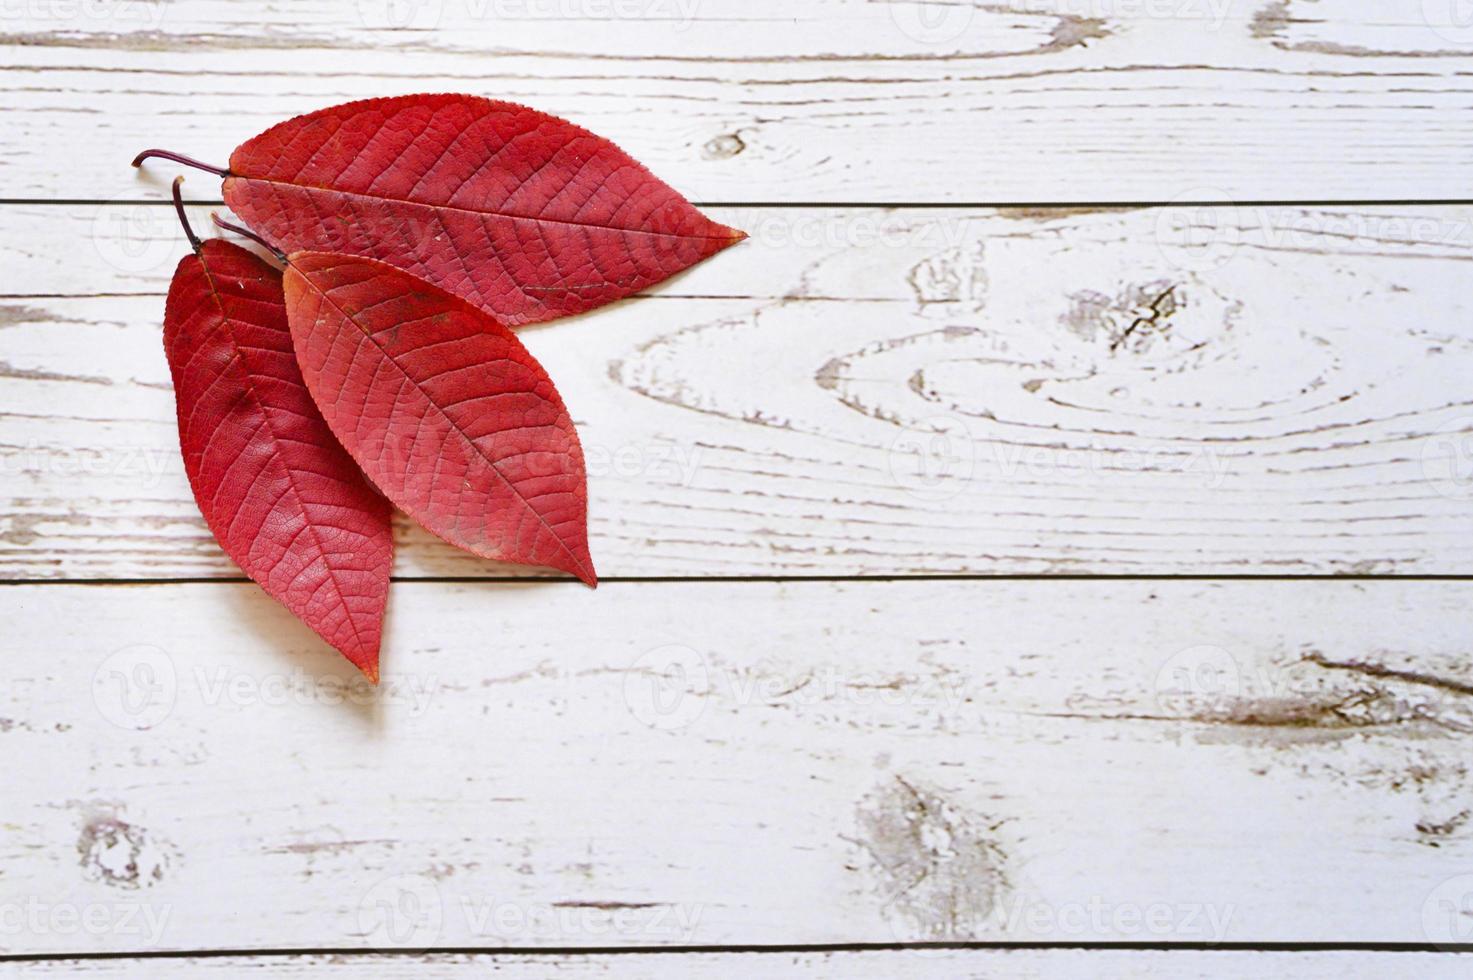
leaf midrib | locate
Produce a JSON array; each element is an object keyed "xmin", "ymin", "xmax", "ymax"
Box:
[
  {"xmin": 231, "ymin": 175, "xmax": 741, "ymax": 242},
  {"xmin": 195, "ymin": 253, "xmax": 372, "ymax": 654},
  {"xmin": 297, "ymin": 261, "xmax": 592, "ymax": 583}
]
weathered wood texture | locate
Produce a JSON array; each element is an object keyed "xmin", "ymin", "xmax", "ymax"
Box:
[
  {"xmin": 5, "ymin": 2, "xmax": 1471, "ymax": 972},
  {"xmin": 2, "ymin": 950, "xmax": 1471, "ymax": 979},
  {"xmin": 3, "ymin": 580, "xmax": 1472, "ymax": 954},
  {"xmin": 4, "ymin": 1, "xmax": 1473, "ymax": 202},
  {"xmin": 4, "ymin": 204, "xmax": 1472, "ymax": 579}
]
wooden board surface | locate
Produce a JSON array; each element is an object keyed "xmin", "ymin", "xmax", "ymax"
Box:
[
  {"xmin": 2, "ymin": 950, "xmax": 1471, "ymax": 979},
  {"xmin": 4, "ymin": 0, "xmax": 1473, "ymax": 202},
  {"xmin": 4, "ymin": 203, "xmax": 1472, "ymax": 579},
  {"xmin": 3, "ymin": 579, "xmax": 1472, "ymax": 955},
  {"xmin": 6, "ymin": 2, "xmax": 1472, "ymax": 973}
]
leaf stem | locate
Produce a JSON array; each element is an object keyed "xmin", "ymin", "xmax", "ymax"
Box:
[
  {"xmin": 171, "ymin": 176, "xmax": 202, "ymax": 253},
  {"xmin": 211, "ymin": 212, "xmax": 288, "ymax": 264},
  {"xmin": 132, "ymin": 148, "xmax": 231, "ymax": 177}
]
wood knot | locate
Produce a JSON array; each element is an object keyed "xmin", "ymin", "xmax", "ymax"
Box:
[
  {"xmin": 702, "ymin": 133, "xmax": 746, "ymax": 160},
  {"xmin": 852, "ymin": 776, "xmax": 1008, "ymax": 940},
  {"xmin": 1061, "ymin": 280, "xmax": 1183, "ymax": 354},
  {"xmin": 77, "ymin": 814, "xmax": 171, "ymax": 889}
]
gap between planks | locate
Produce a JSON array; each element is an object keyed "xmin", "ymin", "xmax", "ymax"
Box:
[
  {"xmin": 10, "ymin": 199, "xmax": 1473, "ymax": 209},
  {"xmin": 5, "ymin": 574, "xmax": 1473, "ymax": 587},
  {"xmin": 5, "ymin": 941, "xmax": 1473, "ymax": 960}
]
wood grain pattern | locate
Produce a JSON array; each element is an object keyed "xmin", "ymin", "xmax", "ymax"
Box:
[
  {"xmin": 4, "ymin": 204, "xmax": 1472, "ymax": 579},
  {"xmin": 3, "ymin": 580, "xmax": 1472, "ymax": 954},
  {"xmin": 5, "ymin": 3, "xmax": 1470, "ymax": 970},
  {"xmin": 3, "ymin": 950, "xmax": 1471, "ymax": 979},
  {"xmin": 4, "ymin": 1, "xmax": 1473, "ymax": 202}
]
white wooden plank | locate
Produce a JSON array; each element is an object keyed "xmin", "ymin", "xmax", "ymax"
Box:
[
  {"xmin": 3, "ymin": 950, "xmax": 1472, "ymax": 979},
  {"xmin": 3, "ymin": 1, "xmax": 1473, "ymax": 202},
  {"xmin": 2, "ymin": 579, "xmax": 1472, "ymax": 953},
  {"xmin": 4, "ymin": 205, "xmax": 1473, "ymax": 579}
]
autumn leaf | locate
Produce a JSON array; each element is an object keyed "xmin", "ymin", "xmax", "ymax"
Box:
[
  {"xmin": 142, "ymin": 94, "xmax": 746, "ymax": 326},
  {"xmin": 163, "ymin": 181, "xmax": 393, "ymax": 681},
  {"xmin": 134, "ymin": 94, "xmax": 727, "ymax": 677},
  {"xmin": 266, "ymin": 244, "xmax": 597, "ymax": 586}
]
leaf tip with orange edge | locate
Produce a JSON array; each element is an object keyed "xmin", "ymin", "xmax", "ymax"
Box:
[{"xmin": 340, "ymin": 641, "xmax": 381, "ymax": 686}]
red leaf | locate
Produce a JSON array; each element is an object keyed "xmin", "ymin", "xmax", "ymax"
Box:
[
  {"xmin": 165, "ymin": 239, "xmax": 394, "ymax": 681},
  {"xmin": 281, "ymin": 252, "xmax": 597, "ymax": 586},
  {"xmin": 222, "ymin": 94, "xmax": 745, "ymax": 326}
]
